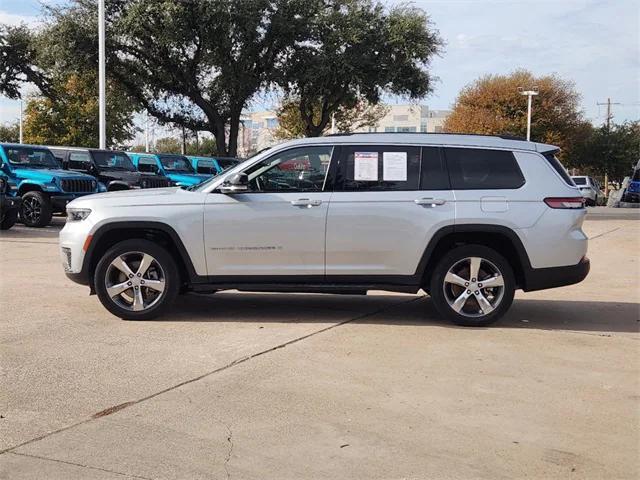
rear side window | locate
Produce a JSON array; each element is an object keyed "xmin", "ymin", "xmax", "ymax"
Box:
[
  {"xmin": 337, "ymin": 145, "xmax": 421, "ymax": 191},
  {"xmin": 68, "ymin": 152, "xmax": 91, "ymax": 170},
  {"xmin": 445, "ymin": 148, "xmax": 525, "ymax": 190},
  {"xmin": 420, "ymin": 147, "xmax": 450, "ymax": 190},
  {"xmin": 137, "ymin": 157, "xmax": 159, "ymax": 174},
  {"xmin": 572, "ymin": 177, "xmax": 587, "ymax": 185},
  {"xmin": 543, "ymin": 152, "xmax": 575, "ymax": 186}
]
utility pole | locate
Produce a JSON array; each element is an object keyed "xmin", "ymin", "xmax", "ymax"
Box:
[
  {"xmin": 19, "ymin": 98, "xmax": 23, "ymax": 144},
  {"xmin": 98, "ymin": 0, "xmax": 106, "ymax": 149},
  {"xmin": 181, "ymin": 125, "xmax": 186, "ymax": 155},
  {"xmin": 518, "ymin": 87, "xmax": 539, "ymax": 141},
  {"xmin": 596, "ymin": 98, "xmax": 621, "ymax": 197}
]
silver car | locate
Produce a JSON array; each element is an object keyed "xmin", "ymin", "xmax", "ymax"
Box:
[
  {"xmin": 571, "ymin": 176, "xmax": 603, "ymax": 206},
  {"xmin": 60, "ymin": 133, "xmax": 590, "ymax": 326}
]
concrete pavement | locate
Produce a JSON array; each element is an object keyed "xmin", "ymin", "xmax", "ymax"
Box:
[{"xmin": 1, "ymin": 216, "xmax": 638, "ymax": 479}]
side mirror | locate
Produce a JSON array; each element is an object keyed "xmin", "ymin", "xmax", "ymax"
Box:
[
  {"xmin": 0, "ymin": 162, "xmax": 10, "ymax": 173},
  {"xmin": 219, "ymin": 172, "xmax": 249, "ymax": 194}
]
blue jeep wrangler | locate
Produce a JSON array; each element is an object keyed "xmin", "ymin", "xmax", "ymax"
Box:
[
  {"xmin": 0, "ymin": 143, "xmax": 99, "ymax": 227},
  {"xmin": 127, "ymin": 152, "xmax": 211, "ymax": 187}
]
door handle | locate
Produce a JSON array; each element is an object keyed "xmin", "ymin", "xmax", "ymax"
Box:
[
  {"xmin": 290, "ymin": 198, "xmax": 322, "ymax": 207},
  {"xmin": 415, "ymin": 198, "xmax": 446, "ymax": 207}
]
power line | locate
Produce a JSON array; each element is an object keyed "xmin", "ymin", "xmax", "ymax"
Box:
[{"xmin": 596, "ymin": 98, "xmax": 621, "ymax": 129}]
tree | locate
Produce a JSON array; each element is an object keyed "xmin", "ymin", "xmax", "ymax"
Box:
[
  {"xmin": 278, "ymin": 1, "xmax": 442, "ymax": 137},
  {"xmin": 444, "ymin": 70, "xmax": 588, "ymax": 163},
  {"xmin": 572, "ymin": 121, "xmax": 640, "ymax": 182},
  {"xmin": 0, "ymin": 122, "xmax": 19, "ymax": 143},
  {"xmin": 33, "ymin": 0, "xmax": 314, "ymax": 157},
  {"xmin": 274, "ymin": 98, "xmax": 388, "ymax": 139},
  {"xmin": 22, "ymin": 73, "xmax": 137, "ymax": 147},
  {"xmin": 0, "ymin": 24, "xmax": 56, "ymax": 100}
]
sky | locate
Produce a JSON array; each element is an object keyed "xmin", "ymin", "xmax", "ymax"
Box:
[{"xmin": 1, "ymin": 0, "xmax": 639, "ymax": 132}]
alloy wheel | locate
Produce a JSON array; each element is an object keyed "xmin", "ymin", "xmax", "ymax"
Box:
[
  {"xmin": 22, "ymin": 196, "xmax": 41, "ymax": 224},
  {"xmin": 105, "ymin": 252, "xmax": 166, "ymax": 312},
  {"xmin": 442, "ymin": 256, "xmax": 505, "ymax": 318}
]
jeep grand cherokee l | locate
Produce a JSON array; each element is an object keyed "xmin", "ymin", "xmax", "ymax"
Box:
[{"xmin": 59, "ymin": 134, "xmax": 589, "ymax": 326}]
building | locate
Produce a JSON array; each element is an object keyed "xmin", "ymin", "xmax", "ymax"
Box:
[
  {"xmin": 351, "ymin": 104, "xmax": 450, "ymax": 134},
  {"xmin": 238, "ymin": 104, "xmax": 451, "ymax": 156}
]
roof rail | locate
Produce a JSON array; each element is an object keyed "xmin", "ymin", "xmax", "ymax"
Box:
[{"xmin": 323, "ymin": 132, "xmax": 528, "ymax": 141}]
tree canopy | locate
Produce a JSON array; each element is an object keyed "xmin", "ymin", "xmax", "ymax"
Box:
[
  {"xmin": 1, "ymin": 0, "xmax": 442, "ymax": 154},
  {"xmin": 444, "ymin": 70, "xmax": 589, "ymax": 163},
  {"xmin": 278, "ymin": 2, "xmax": 442, "ymax": 136}
]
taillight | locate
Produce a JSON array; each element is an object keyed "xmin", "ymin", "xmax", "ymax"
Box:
[{"xmin": 544, "ymin": 197, "xmax": 585, "ymax": 209}]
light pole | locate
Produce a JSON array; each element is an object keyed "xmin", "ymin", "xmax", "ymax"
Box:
[
  {"xmin": 518, "ymin": 86, "xmax": 538, "ymax": 141},
  {"xmin": 19, "ymin": 98, "xmax": 23, "ymax": 144},
  {"xmin": 98, "ymin": 0, "xmax": 106, "ymax": 149}
]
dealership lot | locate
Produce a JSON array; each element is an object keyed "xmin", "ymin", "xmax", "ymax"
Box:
[{"xmin": 1, "ymin": 211, "xmax": 638, "ymax": 479}]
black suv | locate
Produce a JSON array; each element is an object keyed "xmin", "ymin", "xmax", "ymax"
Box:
[
  {"xmin": 49, "ymin": 147, "xmax": 171, "ymax": 191},
  {"xmin": 0, "ymin": 175, "xmax": 20, "ymax": 230}
]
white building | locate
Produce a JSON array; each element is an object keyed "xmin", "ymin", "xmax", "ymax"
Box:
[
  {"xmin": 238, "ymin": 104, "xmax": 451, "ymax": 156},
  {"xmin": 351, "ymin": 104, "xmax": 450, "ymax": 134}
]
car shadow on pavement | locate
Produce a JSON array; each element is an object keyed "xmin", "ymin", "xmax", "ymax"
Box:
[{"xmin": 168, "ymin": 292, "xmax": 639, "ymax": 334}]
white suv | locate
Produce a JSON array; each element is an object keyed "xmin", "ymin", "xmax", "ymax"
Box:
[
  {"xmin": 571, "ymin": 175, "xmax": 603, "ymax": 206},
  {"xmin": 60, "ymin": 134, "xmax": 590, "ymax": 326}
]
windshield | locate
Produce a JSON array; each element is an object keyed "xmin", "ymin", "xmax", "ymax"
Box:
[
  {"xmin": 159, "ymin": 155, "xmax": 194, "ymax": 173},
  {"xmin": 191, "ymin": 147, "xmax": 271, "ymax": 191},
  {"xmin": 5, "ymin": 146, "xmax": 60, "ymax": 168},
  {"xmin": 92, "ymin": 151, "xmax": 136, "ymax": 171},
  {"xmin": 572, "ymin": 177, "xmax": 587, "ymax": 185}
]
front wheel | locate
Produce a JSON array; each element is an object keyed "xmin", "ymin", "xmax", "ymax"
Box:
[
  {"xmin": 20, "ymin": 191, "xmax": 53, "ymax": 227},
  {"xmin": 94, "ymin": 239, "xmax": 180, "ymax": 320},
  {"xmin": 429, "ymin": 245, "xmax": 515, "ymax": 327}
]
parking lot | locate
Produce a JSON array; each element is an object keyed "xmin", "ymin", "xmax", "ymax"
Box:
[{"xmin": 1, "ymin": 209, "xmax": 638, "ymax": 480}]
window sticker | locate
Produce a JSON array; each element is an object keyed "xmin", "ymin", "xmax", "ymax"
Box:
[
  {"xmin": 383, "ymin": 152, "xmax": 407, "ymax": 181},
  {"xmin": 354, "ymin": 152, "xmax": 378, "ymax": 181}
]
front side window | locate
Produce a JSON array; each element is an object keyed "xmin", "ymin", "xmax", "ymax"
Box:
[
  {"xmin": 244, "ymin": 146, "xmax": 333, "ymax": 192},
  {"xmin": 68, "ymin": 152, "xmax": 92, "ymax": 171},
  {"xmin": 445, "ymin": 148, "xmax": 525, "ymax": 190},
  {"xmin": 92, "ymin": 152, "xmax": 136, "ymax": 171},
  {"xmin": 137, "ymin": 157, "xmax": 159, "ymax": 174},
  {"xmin": 159, "ymin": 155, "xmax": 194, "ymax": 173},
  {"xmin": 337, "ymin": 145, "xmax": 421, "ymax": 191},
  {"xmin": 5, "ymin": 146, "xmax": 59, "ymax": 168}
]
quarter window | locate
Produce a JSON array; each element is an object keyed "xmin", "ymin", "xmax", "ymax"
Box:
[
  {"xmin": 337, "ymin": 145, "xmax": 421, "ymax": 191},
  {"xmin": 445, "ymin": 148, "xmax": 525, "ymax": 190},
  {"xmin": 196, "ymin": 159, "xmax": 217, "ymax": 174},
  {"xmin": 244, "ymin": 146, "xmax": 333, "ymax": 192}
]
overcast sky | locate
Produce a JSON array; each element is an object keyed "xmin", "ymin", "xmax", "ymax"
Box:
[{"xmin": 1, "ymin": 0, "xmax": 638, "ymax": 129}]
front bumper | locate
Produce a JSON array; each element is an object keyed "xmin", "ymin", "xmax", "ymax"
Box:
[
  {"xmin": 523, "ymin": 256, "xmax": 590, "ymax": 292},
  {"xmin": 51, "ymin": 194, "xmax": 93, "ymax": 211}
]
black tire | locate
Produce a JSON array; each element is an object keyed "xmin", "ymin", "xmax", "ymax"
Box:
[
  {"xmin": 429, "ymin": 244, "xmax": 515, "ymax": 327},
  {"xmin": 20, "ymin": 191, "xmax": 53, "ymax": 227},
  {"xmin": 0, "ymin": 208, "xmax": 18, "ymax": 230},
  {"xmin": 94, "ymin": 239, "xmax": 180, "ymax": 320}
]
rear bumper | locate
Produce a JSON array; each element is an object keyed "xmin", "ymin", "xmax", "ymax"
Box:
[{"xmin": 523, "ymin": 256, "xmax": 590, "ymax": 292}]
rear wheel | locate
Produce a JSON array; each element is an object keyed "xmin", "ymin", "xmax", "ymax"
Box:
[
  {"xmin": 429, "ymin": 245, "xmax": 515, "ymax": 327},
  {"xmin": 20, "ymin": 191, "xmax": 53, "ymax": 227},
  {"xmin": 94, "ymin": 239, "xmax": 180, "ymax": 320}
]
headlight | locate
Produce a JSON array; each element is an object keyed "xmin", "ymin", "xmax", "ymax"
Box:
[
  {"xmin": 91, "ymin": 180, "xmax": 97, "ymax": 190},
  {"xmin": 66, "ymin": 208, "xmax": 92, "ymax": 222}
]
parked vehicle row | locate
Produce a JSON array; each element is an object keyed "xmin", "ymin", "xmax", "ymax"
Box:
[
  {"xmin": 570, "ymin": 175, "xmax": 603, "ymax": 206},
  {"xmin": 59, "ymin": 133, "xmax": 590, "ymax": 326},
  {"xmin": 0, "ymin": 142, "xmax": 240, "ymax": 228}
]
